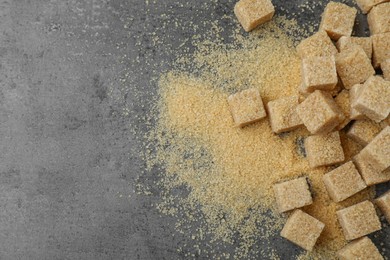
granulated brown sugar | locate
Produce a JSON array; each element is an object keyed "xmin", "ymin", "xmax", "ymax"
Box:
[{"xmin": 145, "ymin": 18, "xmax": 376, "ymax": 259}]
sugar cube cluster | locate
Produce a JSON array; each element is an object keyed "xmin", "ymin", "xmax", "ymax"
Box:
[{"xmin": 232, "ymin": 0, "xmax": 390, "ymax": 256}]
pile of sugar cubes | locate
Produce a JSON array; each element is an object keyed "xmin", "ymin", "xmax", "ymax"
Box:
[{"xmin": 232, "ymin": 0, "xmax": 390, "ymax": 257}]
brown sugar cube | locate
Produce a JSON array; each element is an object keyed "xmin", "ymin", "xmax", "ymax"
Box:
[
  {"xmin": 266, "ymin": 96, "xmax": 303, "ymax": 134},
  {"xmin": 353, "ymin": 152, "xmax": 390, "ymax": 185},
  {"xmin": 347, "ymin": 120, "xmax": 383, "ymax": 146},
  {"xmin": 273, "ymin": 177, "xmax": 313, "ymax": 213},
  {"xmin": 352, "ymin": 76, "xmax": 390, "ymax": 123},
  {"xmin": 382, "ymin": 59, "xmax": 390, "ymax": 81},
  {"xmin": 296, "ymin": 90, "xmax": 345, "ymax": 134},
  {"xmin": 228, "ymin": 88, "xmax": 266, "ymax": 127},
  {"xmin": 336, "ymin": 200, "xmax": 381, "ymax": 240},
  {"xmin": 372, "ymin": 32, "xmax": 390, "ymax": 68},
  {"xmin": 349, "ymin": 84, "xmax": 367, "ymax": 120},
  {"xmin": 368, "ymin": 3, "xmax": 390, "ymax": 35},
  {"xmin": 336, "ymin": 36, "xmax": 373, "ymax": 59},
  {"xmin": 334, "ymin": 90, "xmax": 351, "ymax": 130},
  {"xmin": 336, "ymin": 45, "xmax": 375, "ymax": 89},
  {"xmin": 359, "ymin": 126, "xmax": 390, "ymax": 172},
  {"xmin": 305, "ymin": 131, "xmax": 345, "ymax": 168},
  {"xmin": 323, "ymin": 161, "xmax": 367, "ymax": 202},
  {"xmin": 376, "ymin": 190, "xmax": 390, "ymax": 223},
  {"xmin": 319, "ymin": 2, "xmax": 357, "ymax": 41},
  {"xmin": 356, "ymin": 0, "xmax": 390, "ymax": 13},
  {"xmin": 301, "ymin": 56, "xmax": 337, "ymax": 93},
  {"xmin": 296, "ymin": 30, "xmax": 338, "ymax": 59},
  {"xmin": 337, "ymin": 237, "xmax": 384, "ymax": 260},
  {"xmin": 280, "ymin": 209, "xmax": 325, "ymax": 251},
  {"xmin": 234, "ymin": 0, "xmax": 275, "ymax": 32}
]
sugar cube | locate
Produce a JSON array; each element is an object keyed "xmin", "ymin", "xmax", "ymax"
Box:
[
  {"xmin": 273, "ymin": 177, "xmax": 313, "ymax": 213},
  {"xmin": 281, "ymin": 209, "xmax": 325, "ymax": 251},
  {"xmin": 367, "ymin": 2, "xmax": 390, "ymax": 35},
  {"xmin": 347, "ymin": 120, "xmax": 383, "ymax": 146},
  {"xmin": 323, "ymin": 161, "xmax": 367, "ymax": 202},
  {"xmin": 336, "ymin": 200, "xmax": 381, "ymax": 240},
  {"xmin": 267, "ymin": 96, "xmax": 303, "ymax": 134},
  {"xmin": 352, "ymin": 76, "xmax": 390, "ymax": 123},
  {"xmin": 296, "ymin": 30, "xmax": 338, "ymax": 59},
  {"xmin": 319, "ymin": 2, "xmax": 357, "ymax": 40},
  {"xmin": 353, "ymin": 152, "xmax": 390, "ymax": 186},
  {"xmin": 301, "ymin": 56, "xmax": 337, "ymax": 93},
  {"xmin": 337, "ymin": 237, "xmax": 384, "ymax": 260},
  {"xmin": 359, "ymin": 126, "xmax": 390, "ymax": 172},
  {"xmin": 228, "ymin": 88, "xmax": 267, "ymax": 127},
  {"xmin": 336, "ymin": 45, "xmax": 375, "ymax": 89},
  {"xmin": 297, "ymin": 90, "xmax": 344, "ymax": 134},
  {"xmin": 305, "ymin": 131, "xmax": 345, "ymax": 168},
  {"xmin": 234, "ymin": 0, "xmax": 275, "ymax": 32}
]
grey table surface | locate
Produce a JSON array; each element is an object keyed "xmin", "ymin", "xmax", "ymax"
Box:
[{"xmin": 0, "ymin": 0, "xmax": 388, "ymax": 259}]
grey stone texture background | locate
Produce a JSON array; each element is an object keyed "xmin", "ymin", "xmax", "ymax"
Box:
[{"xmin": 0, "ymin": 0, "xmax": 388, "ymax": 259}]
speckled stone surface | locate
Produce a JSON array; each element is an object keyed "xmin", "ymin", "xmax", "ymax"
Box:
[{"xmin": 0, "ymin": 0, "xmax": 388, "ymax": 259}]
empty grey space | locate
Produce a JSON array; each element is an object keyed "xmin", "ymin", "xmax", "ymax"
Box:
[{"xmin": 0, "ymin": 0, "xmax": 388, "ymax": 259}]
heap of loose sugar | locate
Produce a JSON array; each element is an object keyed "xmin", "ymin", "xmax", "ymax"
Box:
[{"xmin": 145, "ymin": 17, "xmax": 376, "ymax": 259}]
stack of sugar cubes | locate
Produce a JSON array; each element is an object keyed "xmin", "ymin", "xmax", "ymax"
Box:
[{"xmin": 231, "ymin": 0, "xmax": 390, "ymax": 257}]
